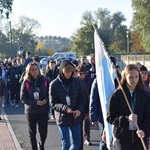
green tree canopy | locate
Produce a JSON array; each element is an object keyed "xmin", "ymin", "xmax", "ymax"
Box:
[
  {"xmin": 71, "ymin": 23, "xmax": 94, "ymax": 56},
  {"xmin": 71, "ymin": 9, "xmax": 127, "ymax": 55},
  {"xmin": 131, "ymin": 0, "xmax": 150, "ymax": 51},
  {"xmin": 0, "ymin": 0, "xmax": 13, "ymax": 14},
  {"xmin": 0, "ymin": 31, "xmax": 9, "ymax": 57}
]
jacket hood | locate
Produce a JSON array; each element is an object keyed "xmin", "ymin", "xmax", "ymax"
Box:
[
  {"xmin": 59, "ymin": 60, "xmax": 74, "ymax": 74},
  {"xmin": 59, "ymin": 60, "xmax": 74, "ymax": 83}
]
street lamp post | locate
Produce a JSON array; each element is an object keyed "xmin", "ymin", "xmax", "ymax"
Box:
[
  {"xmin": 9, "ymin": 20, "xmax": 13, "ymax": 53},
  {"xmin": 6, "ymin": 12, "xmax": 13, "ymax": 54},
  {"xmin": 126, "ymin": 30, "xmax": 129, "ymax": 53}
]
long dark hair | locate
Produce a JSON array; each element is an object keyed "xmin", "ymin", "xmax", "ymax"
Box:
[{"xmin": 121, "ymin": 64, "xmax": 144, "ymax": 90}]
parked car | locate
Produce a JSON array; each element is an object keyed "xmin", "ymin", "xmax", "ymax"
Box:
[
  {"xmin": 40, "ymin": 56, "xmax": 51, "ymax": 68},
  {"xmin": 54, "ymin": 57, "xmax": 74, "ymax": 62},
  {"xmin": 51, "ymin": 52, "xmax": 76, "ymax": 60},
  {"xmin": 39, "ymin": 56, "xmax": 48, "ymax": 61}
]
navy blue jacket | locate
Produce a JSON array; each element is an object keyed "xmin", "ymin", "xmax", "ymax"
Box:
[{"xmin": 89, "ymin": 79, "xmax": 104, "ymax": 124}]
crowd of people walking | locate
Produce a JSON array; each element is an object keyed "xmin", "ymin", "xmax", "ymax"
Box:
[{"xmin": 0, "ymin": 51, "xmax": 150, "ymax": 150}]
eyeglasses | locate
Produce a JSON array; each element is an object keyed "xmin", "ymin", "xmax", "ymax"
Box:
[
  {"xmin": 79, "ymin": 72, "xmax": 86, "ymax": 75},
  {"xmin": 140, "ymin": 71, "xmax": 148, "ymax": 75}
]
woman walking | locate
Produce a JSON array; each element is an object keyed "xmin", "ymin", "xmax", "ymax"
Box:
[
  {"xmin": 20, "ymin": 62, "xmax": 50, "ymax": 150},
  {"xmin": 107, "ymin": 64, "xmax": 150, "ymax": 150}
]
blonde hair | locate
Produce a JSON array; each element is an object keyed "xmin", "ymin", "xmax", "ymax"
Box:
[{"xmin": 24, "ymin": 62, "xmax": 41, "ymax": 81}]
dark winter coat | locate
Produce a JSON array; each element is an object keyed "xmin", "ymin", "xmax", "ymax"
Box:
[
  {"xmin": 49, "ymin": 60, "xmax": 86, "ymax": 126},
  {"xmin": 24, "ymin": 58, "xmax": 33, "ymax": 67},
  {"xmin": 0, "ymin": 77, "xmax": 6, "ymax": 96},
  {"xmin": 20, "ymin": 75, "xmax": 50, "ymax": 114},
  {"xmin": 46, "ymin": 68, "xmax": 59, "ymax": 81},
  {"xmin": 6, "ymin": 66, "xmax": 22, "ymax": 85},
  {"xmin": 78, "ymin": 79, "xmax": 89, "ymax": 115},
  {"xmin": 89, "ymin": 79, "xmax": 104, "ymax": 124},
  {"xmin": 107, "ymin": 85, "xmax": 150, "ymax": 143},
  {"xmin": 78, "ymin": 76, "xmax": 92, "ymax": 114}
]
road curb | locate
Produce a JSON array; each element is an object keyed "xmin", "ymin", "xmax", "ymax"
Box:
[{"xmin": 2, "ymin": 108, "xmax": 22, "ymax": 150}]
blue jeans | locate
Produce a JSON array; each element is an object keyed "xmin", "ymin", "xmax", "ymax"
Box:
[{"xmin": 58, "ymin": 124, "xmax": 81, "ymax": 150}]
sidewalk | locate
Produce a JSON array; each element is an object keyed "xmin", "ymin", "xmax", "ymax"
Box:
[{"xmin": 0, "ymin": 109, "xmax": 22, "ymax": 150}]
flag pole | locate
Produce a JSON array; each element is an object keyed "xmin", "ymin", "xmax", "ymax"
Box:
[
  {"xmin": 114, "ymin": 71, "xmax": 147, "ymax": 150},
  {"xmin": 92, "ymin": 24, "xmax": 147, "ymax": 150}
]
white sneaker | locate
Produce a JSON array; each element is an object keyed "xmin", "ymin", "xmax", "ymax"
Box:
[
  {"xmin": 84, "ymin": 140, "xmax": 92, "ymax": 146},
  {"xmin": 2, "ymin": 103, "xmax": 5, "ymax": 108},
  {"xmin": 11, "ymin": 101, "xmax": 15, "ymax": 106},
  {"xmin": 15, "ymin": 104, "xmax": 19, "ymax": 108}
]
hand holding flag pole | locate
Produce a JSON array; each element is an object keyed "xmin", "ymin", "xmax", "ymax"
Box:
[{"xmin": 114, "ymin": 73, "xmax": 147, "ymax": 150}]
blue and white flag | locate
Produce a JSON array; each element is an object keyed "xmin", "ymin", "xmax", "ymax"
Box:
[{"xmin": 94, "ymin": 29, "xmax": 115, "ymax": 150}]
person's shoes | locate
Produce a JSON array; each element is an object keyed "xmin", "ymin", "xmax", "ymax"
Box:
[
  {"xmin": 84, "ymin": 140, "xmax": 92, "ymax": 146},
  {"xmin": 51, "ymin": 115, "xmax": 55, "ymax": 120},
  {"xmin": 15, "ymin": 104, "xmax": 19, "ymax": 108},
  {"xmin": 11, "ymin": 101, "xmax": 15, "ymax": 106},
  {"xmin": 2, "ymin": 103, "xmax": 5, "ymax": 108},
  {"xmin": 38, "ymin": 142, "xmax": 45, "ymax": 150}
]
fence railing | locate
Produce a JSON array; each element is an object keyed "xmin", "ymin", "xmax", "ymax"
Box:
[{"xmin": 112, "ymin": 54, "xmax": 150, "ymax": 70}]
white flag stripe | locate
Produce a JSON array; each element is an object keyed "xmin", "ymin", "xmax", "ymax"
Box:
[{"xmin": 94, "ymin": 30, "xmax": 115, "ymax": 150}]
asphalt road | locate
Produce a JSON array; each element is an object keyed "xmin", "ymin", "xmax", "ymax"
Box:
[{"xmin": 4, "ymin": 103, "xmax": 100, "ymax": 150}]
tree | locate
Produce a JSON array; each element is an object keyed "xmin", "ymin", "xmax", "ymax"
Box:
[
  {"xmin": 111, "ymin": 12, "xmax": 126, "ymax": 30},
  {"xmin": 0, "ymin": 31, "xmax": 10, "ymax": 57},
  {"xmin": 131, "ymin": 0, "xmax": 150, "ymax": 51},
  {"xmin": 71, "ymin": 23, "xmax": 94, "ymax": 56},
  {"xmin": 18, "ymin": 16, "xmax": 41, "ymax": 35},
  {"xmin": 36, "ymin": 36, "xmax": 71, "ymax": 52},
  {"xmin": 95, "ymin": 8, "xmax": 111, "ymax": 49},
  {"xmin": 130, "ymin": 31, "xmax": 144, "ymax": 52},
  {"xmin": 60, "ymin": 45, "xmax": 70, "ymax": 52},
  {"xmin": 0, "ymin": 0, "xmax": 13, "ymax": 14},
  {"xmin": 10, "ymin": 16, "xmax": 41, "ymax": 54},
  {"xmin": 95, "ymin": 8, "xmax": 111, "ymax": 30},
  {"xmin": 35, "ymin": 41, "xmax": 45, "ymax": 51},
  {"xmin": 71, "ymin": 9, "xmax": 128, "ymax": 55},
  {"xmin": 80, "ymin": 11, "xmax": 95, "ymax": 25},
  {"xmin": 108, "ymin": 12, "xmax": 127, "ymax": 53},
  {"xmin": 71, "ymin": 11, "xmax": 95, "ymax": 56}
]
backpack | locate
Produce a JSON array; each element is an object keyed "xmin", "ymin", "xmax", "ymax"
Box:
[{"xmin": 25, "ymin": 80, "xmax": 48, "ymax": 92}]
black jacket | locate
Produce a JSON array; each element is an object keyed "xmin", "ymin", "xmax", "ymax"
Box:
[
  {"xmin": 107, "ymin": 86, "xmax": 150, "ymax": 143},
  {"xmin": 78, "ymin": 76, "xmax": 92, "ymax": 114},
  {"xmin": 46, "ymin": 68, "xmax": 59, "ymax": 81},
  {"xmin": 6, "ymin": 66, "xmax": 22, "ymax": 85},
  {"xmin": 49, "ymin": 60, "xmax": 86, "ymax": 126},
  {"xmin": 0, "ymin": 77, "xmax": 6, "ymax": 96},
  {"xmin": 20, "ymin": 75, "xmax": 50, "ymax": 114}
]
